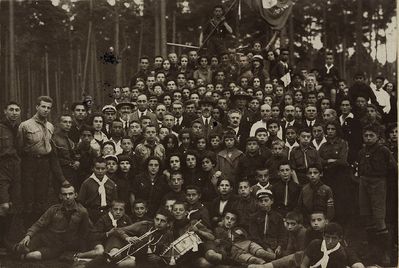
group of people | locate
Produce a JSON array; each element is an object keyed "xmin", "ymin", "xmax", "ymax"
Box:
[{"xmin": 0, "ymin": 7, "xmax": 398, "ymax": 267}]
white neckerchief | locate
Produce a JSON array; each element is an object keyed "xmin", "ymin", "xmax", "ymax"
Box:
[
  {"xmin": 312, "ymin": 137, "xmax": 327, "ymax": 151},
  {"xmin": 108, "ymin": 211, "xmax": 117, "ymax": 227},
  {"xmin": 256, "ymin": 182, "xmax": 270, "ymax": 191},
  {"xmin": 310, "ymin": 240, "xmax": 341, "ymax": 268},
  {"xmin": 219, "ymin": 200, "xmax": 228, "ymax": 215},
  {"xmin": 325, "ymin": 64, "xmax": 334, "ymax": 74},
  {"xmin": 90, "ymin": 174, "xmax": 109, "ymax": 207}
]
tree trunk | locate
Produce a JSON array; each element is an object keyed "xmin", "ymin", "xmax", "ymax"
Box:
[
  {"xmin": 288, "ymin": 12, "xmax": 294, "ymax": 66},
  {"xmin": 160, "ymin": 0, "xmax": 167, "ymax": 57},
  {"xmin": 138, "ymin": 16, "xmax": 144, "ymax": 67},
  {"xmin": 115, "ymin": 6, "xmax": 122, "ymax": 86},
  {"xmin": 83, "ymin": 0, "xmax": 93, "ymax": 92},
  {"xmin": 9, "ymin": 0, "xmax": 16, "ymax": 100},
  {"xmin": 171, "ymin": 11, "xmax": 176, "ymax": 53},
  {"xmin": 355, "ymin": 0, "xmax": 363, "ymax": 67},
  {"xmin": 45, "ymin": 49, "xmax": 50, "ymax": 96},
  {"xmin": 154, "ymin": 0, "xmax": 160, "ymax": 55}
]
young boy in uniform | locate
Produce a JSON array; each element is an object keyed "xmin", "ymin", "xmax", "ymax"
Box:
[
  {"xmin": 251, "ymin": 166, "xmax": 272, "ymax": 198},
  {"xmin": 358, "ymin": 123, "xmax": 397, "ymax": 265},
  {"xmin": 297, "ymin": 165, "xmax": 335, "ymax": 221}
]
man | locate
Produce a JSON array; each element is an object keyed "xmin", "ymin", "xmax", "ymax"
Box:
[
  {"xmin": 281, "ymin": 105, "xmax": 302, "ymax": 139},
  {"xmin": 120, "ymin": 86, "xmax": 131, "ymax": 102},
  {"xmin": 130, "ymin": 56, "xmax": 150, "ymax": 86},
  {"xmin": 302, "ymin": 105, "xmax": 321, "ymax": 129},
  {"xmin": 15, "ymin": 184, "xmax": 90, "ymax": 261},
  {"xmin": 339, "ymin": 99, "xmax": 362, "ymax": 165},
  {"xmin": 227, "ymin": 109, "xmax": 249, "ymax": 150},
  {"xmin": 0, "ymin": 102, "xmax": 22, "ymax": 248},
  {"xmin": 271, "ymin": 48, "xmax": 291, "ymax": 80},
  {"xmin": 203, "ymin": 5, "xmax": 233, "ymax": 56},
  {"xmin": 162, "ymin": 112, "xmax": 178, "ymax": 137},
  {"xmin": 69, "ymin": 102, "xmax": 88, "ymax": 143},
  {"xmin": 371, "ymin": 76, "xmax": 391, "ymax": 115},
  {"xmin": 153, "ymin": 55, "xmax": 164, "ymax": 73},
  {"xmin": 192, "ymin": 96, "xmax": 222, "ymax": 139},
  {"xmin": 322, "ymin": 108, "xmax": 338, "ymax": 123},
  {"xmin": 110, "ymin": 87, "xmax": 122, "ymax": 107},
  {"xmin": 18, "ymin": 96, "xmax": 66, "ymax": 224},
  {"xmin": 129, "ymin": 94, "xmax": 157, "ymax": 126},
  {"xmin": 52, "ymin": 114, "xmax": 80, "ymax": 192},
  {"xmin": 250, "ymin": 104, "xmax": 272, "ymax": 137},
  {"xmin": 172, "ymin": 101, "xmax": 191, "ymax": 133},
  {"xmin": 155, "ymin": 103, "xmax": 167, "ymax": 129},
  {"xmin": 188, "ymin": 50, "xmax": 199, "ymax": 71},
  {"xmin": 116, "ymin": 101, "xmax": 135, "ymax": 131},
  {"xmin": 102, "ymin": 105, "xmax": 117, "ymax": 138},
  {"xmin": 135, "ymin": 125, "xmax": 165, "ymax": 164},
  {"xmin": 348, "ymin": 72, "xmax": 378, "ymax": 106},
  {"xmin": 109, "ymin": 120, "xmax": 124, "ymax": 155},
  {"xmin": 238, "ymin": 55, "xmax": 253, "ymax": 80},
  {"xmin": 230, "ymin": 90, "xmax": 253, "ymax": 126}
]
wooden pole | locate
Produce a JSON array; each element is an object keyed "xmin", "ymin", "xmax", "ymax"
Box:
[
  {"xmin": 9, "ymin": 0, "xmax": 16, "ymax": 100},
  {"xmin": 45, "ymin": 49, "xmax": 50, "ymax": 96},
  {"xmin": 138, "ymin": 17, "xmax": 144, "ymax": 65},
  {"xmin": 160, "ymin": 0, "xmax": 167, "ymax": 57},
  {"xmin": 154, "ymin": 0, "xmax": 160, "ymax": 56},
  {"xmin": 355, "ymin": 0, "xmax": 362, "ymax": 67},
  {"xmin": 83, "ymin": 0, "xmax": 93, "ymax": 92},
  {"xmin": 288, "ymin": 13, "xmax": 294, "ymax": 65},
  {"xmin": 171, "ymin": 11, "xmax": 176, "ymax": 53}
]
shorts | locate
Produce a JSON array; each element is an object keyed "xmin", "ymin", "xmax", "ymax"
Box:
[{"xmin": 359, "ymin": 176, "xmax": 386, "ymax": 220}]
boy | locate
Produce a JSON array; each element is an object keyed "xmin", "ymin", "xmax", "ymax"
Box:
[
  {"xmin": 284, "ymin": 126, "xmax": 299, "ymax": 160},
  {"xmin": 266, "ymin": 119, "xmax": 283, "ymax": 149},
  {"xmin": 205, "ymin": 210, "xmax": 239, "ymax": 265},
  {"xmin": 75, "ymin": 200, "xmax": 132, "ymax": 259},
  {"xmin": 255, "ymin": 128, "xmax": 273, "ymax": 158},
  {"xmin": 131, "ymin": 199, "xmax": 150, "ymax": 223},
  {"xmin": 162, "ymin": 171, "xmax": 185, "ymax": 204},
  {"xmin": 282, "ymin": 211, "xmax": 307, "ymax": 255},
  {"xmin": 311, "ymin": 124, "xmax": 326, "ymax": 151},
  {"xmin": 104, "ymin": 154, "xmax": 118, "ymax": 180},
  {"xmin": 237, "ymin": 137, "xmax": 270, "ymax": 183},
  {"xmin": 267, "ymin": 140, "xmax": 288, "ymax": 183},
  {"xmin": 271, "ymin": 162, "xmax": 300, "ymax": 216},
  {"xmin": 185, "ymin": 185, "xmax": 211, "ymax": 227},
  {"xmin": 301, "ymin": 223, "xmax": 365, "ymax": 268},
  {"xmin": 236, "ymin": 179, "xmax": 257, "ymax": 230},
  {"xmin": 249, "ymin": 189, "xmax": 285, "ymax": 259},
  {"xmin": 358, "ymin": 123, "xmax": 397, "ymax": 265},
  {"xmin": 290, "ymin": 128, "xmax": 322, "ymax": 185},
  {"xmin": 251, "ymin": 166, "xmax": 272, "ymax": 197},
  {"xmin": 305, "ymin": 211, "xmax": 328, "ymax": 246},
  {"xmin": 79, "ymin": 157, "xmax": 118, "ymax": 223},
  {"xmin": 297, "ymin": 165, "xmax": 334, "ymax": 221}
]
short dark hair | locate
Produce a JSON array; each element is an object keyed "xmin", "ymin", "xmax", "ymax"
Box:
[
  {"xmin": 286, "ymin": 211, "xmax": 303, "ymax": 224},
  {"xmin": 71, "ymin": 101, "xmax": 86, "ymax": 111},
  {"xmin": 94, "ymin": 157, "xmax": 107, "ymax": 165},
  {"xmin": 4, "ymin": 101, "xmax": 20, "ymax": 110},
  {"xmin": 185, "ymin": 185, "xmax": 201, "ymax": 195},
  {"xmin": 36, "ymin": 95, "xmax": 53, "ymax": 105},
  {"xmin": 80, "ymin": 124, "xmax": 95, "ymax": 136},
  {"xmin": 324, "ymin": 222, "xmax": 343, "ymax": 237}
]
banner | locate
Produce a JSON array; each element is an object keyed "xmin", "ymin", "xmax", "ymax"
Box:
[{"xmin": 243, "ymin": 0, "xmax": 293, "ymax": 30}]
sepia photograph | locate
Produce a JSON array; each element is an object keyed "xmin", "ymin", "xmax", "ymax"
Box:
[{"xmin": 0, "ymin": 0, "xmax": 397, "ymax": 267}]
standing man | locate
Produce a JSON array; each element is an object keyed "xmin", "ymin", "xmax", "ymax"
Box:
[
  {"xmin": 17, "ymin": 96, "xmax": 66, "ymax": 225},
  {"xmin": 0, "ymin": 102, "xmax": 22, "ymax": 248},
  {"xmin": 129, "ymin": 94, "xmax": 157, "ymax": 126},
  {"xmin": 69, "ymin": 102, "xmax": 88, "ymax": 143},
  {"xmin": 52, "ymin": 114, "xmax": 80, "ymax": 192}
]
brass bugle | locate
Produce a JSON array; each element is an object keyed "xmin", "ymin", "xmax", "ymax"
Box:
[{"xmin": 105, "ymin": 227, "xmax": 158, "ymax": 264}]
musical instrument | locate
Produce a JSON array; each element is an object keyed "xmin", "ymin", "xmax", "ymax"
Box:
[
  {"xmin": 160, "ymin": 220, "xmax": 203, "ymax": 265},
  {"xmin": 104, "ymin": 227, "xmax": 159, "ymax": 264}
]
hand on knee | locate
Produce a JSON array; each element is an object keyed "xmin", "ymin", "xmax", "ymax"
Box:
[
  {"xmin": 0, "ymin": 202, "xmax": 10, "ymax": 216},
  {"xmin": 25, "ymin": 251, "xmax": 42, "ymax": 260}
]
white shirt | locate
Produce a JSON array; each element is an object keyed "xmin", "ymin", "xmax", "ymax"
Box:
[
  {"xmin": 372, "ymin": 87, "xmax": 391, "ymax": 114},
  {"xmin": 306, "ymin": 119, "xmax": 316, "ymax": 128},
  {"xmin": 285, "ymin": 141, "xmax": 299, "ymax": 160},
  {"xmin": 339, "ymin": 113, "xmax": 354, "ymax": 126},
  {"xmin": 250, "ymin": 120, "xmax": 267, "ymax": 137}
]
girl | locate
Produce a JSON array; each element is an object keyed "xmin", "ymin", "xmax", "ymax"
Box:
[
  {"xmin": 208, "ymin": 178, "xmax": 237, "ymax": 228},
  {"xmin": 162, "ymin": 134, "xmax": 179, "ymax": 158}
]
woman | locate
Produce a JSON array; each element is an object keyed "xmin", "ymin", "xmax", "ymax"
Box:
[
  {"xmin": 193, "ymin": 56, "xmax": 212, "ymax": 84},
  {"xmin": 383, "ymin": 82, "xmax": 397, "ymax": 123},
  {"xmin": 162, "ymin": 133, "xmax": 179, "ymax": 158},
  {"xmin": 319, "ymin": 121, "xmax": 351, "ymax": 226},
  {"xmin": 251, "ymin": 77, "xmax": 263, "ymax": 91},
  {"xmin": 130, "ymin": 156, "xmax": 168, "ymax": 216},
  {"xmin": 161, "ymin": 59, "xmax": 176, "ymax": 81},
  {"xmin": 178, "ymin": 55, "xmax": 193, "ymax": 78},
  {"xmin": 317, "ymin": 97, "xmax": 331, "ymax": 113},
  {"xmin": 91, "ymin": 113, "xmax": 108, "ymax": 149}
]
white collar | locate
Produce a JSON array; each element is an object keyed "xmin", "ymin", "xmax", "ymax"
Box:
[
  {"xmin": 312, "ymin": 137, "xmax": 327, "ymax": 150},
  {"xmin": 339, "ymin": 113, "xmax": 354, "ymax": 125}
]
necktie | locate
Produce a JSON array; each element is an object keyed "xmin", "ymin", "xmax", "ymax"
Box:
[
  {"xmin": 139, "ymin": 112, "xmax": 143, "ymax": 118},
  {"xmin": 284, "ymin": 182, "xmax": 289, "ymax": 206},
  {"xmin": 264, "ymin": 213, "xmax": 268, "ymax": 235},
  {"xmin": 91, "ymin": 174, "xmax": 109, "ymax": 207},
  {"xmin": 205, "ymin": 118, "xmax": 209, "ymax": 128},
  {"xmin": 303, "ymin": 149, "xmax": 308, "ymax": 169},
  {"xmin": 108, "ymin": 211, "xmax": 117, "ymax": 227}
]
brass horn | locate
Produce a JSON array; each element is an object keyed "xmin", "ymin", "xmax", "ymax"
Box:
[{"xmin": 104, "ymin": 227, "xmax": 158, "ymax": 264}]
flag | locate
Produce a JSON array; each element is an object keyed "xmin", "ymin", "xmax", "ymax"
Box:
[{"xmin": 243, "ymin": 0, "xmax": 293, "ymax": 30}]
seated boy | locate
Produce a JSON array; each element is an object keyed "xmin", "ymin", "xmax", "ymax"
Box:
[
  {"xmin": 162, "ymin": 171, "xmax": 186, "ymax": 204},
  {"xmin": 235, "ymin": 179, "xmax": 257, "ymax": 230},
  {"xmin": 297, "ymin": 165, "xmax": 335, "ymax": 221},
  {"xmin": 301, "ymin": 223, "xmax": 365, "ymax": 268},
  {"xmin": 185, "ymin": 185, "xmax": 211, "ymax": 227},
  {"xmin": 282, "ymin": 211, "xmax": 306, "ymax": 256},
  {"xmin": 75, "ymin": 200, "xmax": 132, "ymax": 259},
  {"xmin": 130, "ymin": 199, "xmax": 150, "ymax": 223},
  {"xmin": 249, "ymin": 189, "xmax": 285, "ymax": 260}
]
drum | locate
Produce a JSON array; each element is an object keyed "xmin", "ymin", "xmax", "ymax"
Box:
[{"xmin": 160, "ymin": 231, "xmax": 203, "ymax": 265}]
